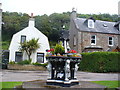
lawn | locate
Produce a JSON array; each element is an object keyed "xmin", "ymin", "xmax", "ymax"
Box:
[
  {"xmin": 0, "ymin": 81, "xmax": 119, "ymax": 89},
  {"xmin": 91, "ymin": 80, "xmax": 120, "ymax": 88},
  {"xmin": 1, "ymin": 82, "xmax": 23, "ymax": 89}
]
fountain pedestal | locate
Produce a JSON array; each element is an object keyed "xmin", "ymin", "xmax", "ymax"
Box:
[{"xmin": 46, "ymin": 56, "xmax": 81, "ymax": 87}]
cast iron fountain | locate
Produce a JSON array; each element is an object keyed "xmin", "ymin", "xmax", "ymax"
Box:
[{"xmin": 46, "ymin": 48, "xmax": 81, "ymax": 87}]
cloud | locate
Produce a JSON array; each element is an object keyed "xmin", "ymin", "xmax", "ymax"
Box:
[{"xmin": 1, "ymin": 0, "xmax": 119, "ymax": 15}]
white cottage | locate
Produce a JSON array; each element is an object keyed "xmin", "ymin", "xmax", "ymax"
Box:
[{"xmin": 9, "ymin": 16, "xmax": 50, "ymax": 63}]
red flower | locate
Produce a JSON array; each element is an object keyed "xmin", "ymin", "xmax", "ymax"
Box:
[
  {"xmin": 47, "ymin": 50, "xmax": 51, "ymax": 52},
  {"xmin": 50, "ymin": 48, "xmax": 54, "ymax": 51},
  {"xmin": 68, "ymin": 50, "xmax": 77, "ymax": 53}
]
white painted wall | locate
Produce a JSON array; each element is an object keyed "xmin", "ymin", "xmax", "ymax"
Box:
[{"xmin": 9, "ymin": 18, "xmax": 50, "ymax": 63}]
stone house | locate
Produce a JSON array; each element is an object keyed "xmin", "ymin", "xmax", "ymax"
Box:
[
  {"xmin": 69, "ymin": 9, "xmax": 120, "ymax": 53},
  {"xmin": 9, "ymin": 15, "xmax": 50, "ymax": 63},
  {"xmin": 0, "ymin": 3, "xmax": 2, "ymax": 48}
]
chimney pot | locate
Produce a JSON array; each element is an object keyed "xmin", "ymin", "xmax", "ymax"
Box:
[{"xmin": 31, "ymin": 13, "xmax": 33, "ymax": 18}]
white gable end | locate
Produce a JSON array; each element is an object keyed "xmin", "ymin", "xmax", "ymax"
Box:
[{"xmin": 9, "ymin": 17, "xmax": 50, "ymax": 63}]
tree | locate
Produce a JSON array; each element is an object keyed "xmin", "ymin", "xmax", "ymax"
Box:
[{"xmin": 19, "ymin": 38, "xmax": 40, "ymax": 61}]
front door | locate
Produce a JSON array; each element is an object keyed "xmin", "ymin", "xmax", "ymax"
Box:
[
  {"xmin": 37, "ymin": 53, "xmax": 44, "ymax": 63},
  {"xmin": 15, "ymin": 52, "xmax": 23, "ymax": 62}
]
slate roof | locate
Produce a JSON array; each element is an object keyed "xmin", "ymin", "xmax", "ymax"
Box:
[{"xmin": 74, "ymin": 18, "xmax": 120, "ymax": 34}]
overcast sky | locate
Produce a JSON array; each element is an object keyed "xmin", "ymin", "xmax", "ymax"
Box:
[{"xmin": 1, "ymin": 0, "xmax": 120, "ymax": 16}]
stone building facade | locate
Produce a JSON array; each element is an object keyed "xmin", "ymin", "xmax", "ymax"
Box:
[
  {"xmin": 69, "ymin": 9, "xmax": 120, "ymax": 53},
  {"xmin": 0, "ymin": 3, "xmax": 2, "ymax": 32},
  {"xmin": 0, "ymin": 3, "xmax": 2, "ymax": 49}
]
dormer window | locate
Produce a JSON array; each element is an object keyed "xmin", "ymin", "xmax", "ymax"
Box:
[{"xmin": 88, "ymin": 20, "xmax": 94, "ymax": 28}]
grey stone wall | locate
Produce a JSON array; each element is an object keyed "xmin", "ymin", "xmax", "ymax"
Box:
[
  {"xmin": 69, "ymin": 9, "xmax": 120, "ymax": 53},
  {"xmin": 69, "ymin": 19, "xmax": 80, "ymax": 52},
  {"xmin": 0, "ymin": 8, "xmax": 2, "ymax": 51},
  {"xmin": 78, "ymin": 32, "xmax": 119, "ymax": 52},
  {"xmin": 118, "ymin": 35, "xmax": 120, "ymax": 48},
  {"xmin": 69, "ymin": 10, "xmax": 78, "ymax": 52}
]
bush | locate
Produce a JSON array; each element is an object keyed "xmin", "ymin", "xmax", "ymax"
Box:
[
  {"xmin": 54, "ymin": 44, "xmax": 65, "ymax": 55},
  {"xmin": 79, "ymin": 52, "xmax": 120, "ymax": 73},
  {"xmin": 9, "ymin": 61, "xmax": 16, "ymax": 65},
  {"xmin": 32, "ymin": 62, "xmax": 48, "ymax": 68},
  {"xmin": 17, "ymin": 59, "xmax": 31, "ymax": 65}
]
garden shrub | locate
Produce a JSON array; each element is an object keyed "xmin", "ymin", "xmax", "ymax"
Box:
[
  {"xmin": 79, "ymin": 52, "xmax": 120, "ymax": 73},
  {"xmin": 9, "ymin": 61, "xmax": 16, "ymax": 64},
  {"xmin": 32, "ymin": 62, "xmax": 48, "ymax": 68},
  {"xmin": 17, "ymin": 59, "xmax": 31, "ymax": 65},
  {"xmin": 54, "ymin": 44, "xmax": 65, "ymax": 55}
]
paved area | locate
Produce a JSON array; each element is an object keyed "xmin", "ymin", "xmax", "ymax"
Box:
[
  {"xmin": 22, "ymin": 80, "xmax": 107, "ymax": 89},
  {"xmin": 1, "ymin": 69, "xmax": 119, "ymax": 82}
]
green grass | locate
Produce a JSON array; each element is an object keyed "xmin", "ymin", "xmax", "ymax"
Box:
[
  {"xmin": 1, "ymin": 82, "xmax": 23, "ymax": 89},
  {"xmin": 0, "ymin": 81, "xmax": 119, "ymax": 89},
  {"xmin": 91, "ymin": 80, "xmax": 120, "ymax": 88}
]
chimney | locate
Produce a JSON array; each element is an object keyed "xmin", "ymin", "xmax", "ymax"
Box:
[
  {"xmin": 28, "ymin": 13, "xmax": 35, "ymax": 27},
  {"xmin": 70, "ymin": 8, "xmax": 77, "ymax": 20},
  {"xmin": 0, "ymin": 3, "xmax": 2, "ymax": 9},
  {"xmin": 31, "ymin": 13, "xmax": 33, "ymax": 18},
  {"xmin": 118, "ymin": 1, "xmax": 120, "ymax": 17},
  {"xmin": 0, "ymin": 3, "xmax": 2, "ymax": 29}
]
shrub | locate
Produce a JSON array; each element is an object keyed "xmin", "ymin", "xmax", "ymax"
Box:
[
  {"xmin": 17, "ymin": 59, "xmax": 31, "ymax": 65},
  {"xmin": 79, "ymin": 52, "xmax": 120, "ymax": 73},
  {"xmin": 54, "ymin": 44, "xmax": 65, "ymax": 55},
  {"xmin": 9, "ymin": 61, "xmax": 16, "ymax": 65},
  {"xmin": 32, "ymin": 62, "xmax": 48, "ymax": 68}
]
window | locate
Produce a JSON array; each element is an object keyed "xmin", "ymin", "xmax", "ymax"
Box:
[
  {"xmin": 37, "ymin": 53, "xmax": 44, "ymax": 63},
  {"xmin": 15, "ymin": 52, "xmax": 23, "ymax": 62},
  {"xmin": 91, "ymin": 35, "xmax": 96, "ymax": 45},
  {"xmin": 21, "ymin": 35, "xmax": 26, "ymax": 43},
  {"xmin": 73, "ymin": 36, "xmax": 76, "ymax": 46},
  {"xmin": 118, "ymin": 24, "xmax": 120, "ymax": 31},
  {"xmin": 88, "ymin": 20, "xmax": 94, "ymax": 28},
  {"xmin": 108, "ymin": 37, "xmax": 113, "ymax": 46}
]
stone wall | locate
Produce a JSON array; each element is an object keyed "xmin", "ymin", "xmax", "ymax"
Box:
[
  {"xmin": 69, "ymin": 19, "xmax": 79, "ymax": 52},
  {"xmin": 118, "ymin": 35, "xmax": 120, "ymax": 48},
  {"xmin": 77, "ymin": 32, "xmax": 119, "ymax": 52},
  {"xmin": 0, "ymin": 8, "xmax": 2, "ymax": 51}
]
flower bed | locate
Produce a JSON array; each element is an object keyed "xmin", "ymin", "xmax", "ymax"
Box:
[{"xmin": 46, "ymin": 44, "xmax": 81, "ymax": 58}]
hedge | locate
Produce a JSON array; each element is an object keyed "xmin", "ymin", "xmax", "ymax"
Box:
[{"xmin": 79, "ymin": 52, "xmax": 120, "ymax": 73}]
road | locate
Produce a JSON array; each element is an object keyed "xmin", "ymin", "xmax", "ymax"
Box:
[{"xmin": 1, "ymin": 70, "xmax": 119, "ymax": 82}]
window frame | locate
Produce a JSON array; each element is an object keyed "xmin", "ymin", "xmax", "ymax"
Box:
[
  {"xmin": 15, "ymin": 52, "xmax": 23, "ymax": 62},
  {"xmin": 73, "ymin": 35, "xmax": 77, "ymax": 46},
  {"xmin": 88, "ymin": 19, "xmax": 94, "ymax": 28},
  {"xmin": 21, "ymin": 35, "xmax": 26, "ymax": 43},
  {"xmin": 108, "ymin": 37, "xmax": 114, "ymax": 46},
  {"xmin": 91, "ymin": 35, "xmax": 96, "ymax": 45},
  {"xmin": 37, "ymin": 53, "xmax": 44, "ymax": 63}
]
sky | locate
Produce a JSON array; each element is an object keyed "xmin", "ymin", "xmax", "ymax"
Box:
[{"xmin": 1, "ymin": 0, "xmax": 120, "ymax": 16}]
